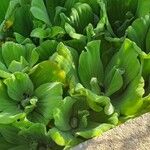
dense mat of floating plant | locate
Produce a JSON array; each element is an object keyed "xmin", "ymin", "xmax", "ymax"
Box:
[{"xmin": 0, "ymin": 0, "xmax": 150, "ymax": 149}]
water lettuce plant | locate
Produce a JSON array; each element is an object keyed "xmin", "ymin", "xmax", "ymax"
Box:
[{"xmin": 0, "ymin": 0, "xmax": 150, "ymax": 149}]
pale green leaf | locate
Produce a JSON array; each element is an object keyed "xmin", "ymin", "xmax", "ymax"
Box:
[
  {"xmin": 4, "ymin": 72, "xmax": 34, "ymax": 101},
  {"xmin": 2, "ymin": 42, "xmax": 26, "ymax": 67},
  {"xmin": 76, "ymin": 123, "xmax": 114, "ymax": 139},
  {"xmin": 48, "ymin": 127, "xmax": 76, "ymax": 146},
  {"xmin": 29, "ymin": 60, "xmax": 66, "ymax": 88},
  {"xmin": 30, "ymin": 0, "xmax": 51, "ymax": 25}
]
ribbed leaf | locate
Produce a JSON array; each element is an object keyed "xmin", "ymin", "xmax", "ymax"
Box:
[
  {"xmin": 2, "ymin": 42, "xmax": 26, "ymax": 67},
  {"xmin": 30, "ymin": 0, "xmax": 51, "ymax": 25},
  {"xmin": 127, "ymin": 15, "xmax": 150, "ymax": 53},
  {"xmin": 28, "ymin": 82, "xmax": 63, "ymax": 124},
  {"xmin": 4, "ymin": 72, "xmax": 34, "ymax": 101},
  {"xmin": 79, "ymin": 40, "xmax": 103, "ymax": 89},
  {"xmin": 29, "ymin": 60, "xmax": 66, "ymax": 88},
  {"xmin": 105, "ymin": 39, "xmax": 140, "ymax": 88}
]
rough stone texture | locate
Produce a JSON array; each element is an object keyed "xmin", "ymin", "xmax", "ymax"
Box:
[{"xmin": 72, "ymin": 113, "xmax": 150, "ymax": 150}]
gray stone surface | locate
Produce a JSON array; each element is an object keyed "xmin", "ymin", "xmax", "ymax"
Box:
[{"xmin": 72, "ymin": 113, "xmax": 150, "ymax": 150}]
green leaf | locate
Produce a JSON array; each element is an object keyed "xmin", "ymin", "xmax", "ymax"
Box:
[
  {"xmin": 64, "ymin": 0, "xmax": 76, "ymax": 11},
  {"xmin": 4, "ymin": 72, "xmax": 34, "ymax": 101},
  {"xmin": 51, "ymin": 42, "xmax": 78, "ymax": 74},
  {"xmin": 30, "ymin": 27, "xmax": 51, "ymax": 39},
  {"xmin": 29, "ymin": 60, "xmax": 66, "ymax": 88},
  {"xmin": 9, "ymin": 145, "xmax": 34, "ymax": 150},
  {"xmin": 4, "ymin": 0, "xmax": 20, "ymax": 20},
  {"xmin": 14, "ymin": 33, "xmax": 33, "ymax": 44},
  {"xmin": 0, "ymin": 113, "xmax": 25, "ymax": 125},
  {"xmin": 24, "ymin": 43, "xmax": 39, "ymax": 67},
  {"xmin": 90, "ymin": 78, "xmax": 101, "ymax": 95},
  {"xmin": 88, "ymin": 110, "xmax": 118, "ymax": 126},
  {"xmin": 76, "ymin": 123, "xmax": 114, "ymax": 139},
  {"xmin": 64, "ymin": 38, "xmax": 86, "ymax": 52},
  {"xmin": 0, "ymin": 0, "xmax": 20, "ymax": 34},
  {"xmin": 0, "ymin": 124, "xmax": 51, "ymax": 149},
  {"xmin": 13, "ymin": 5, "xmax": 33, "ymax": 37},
  {"xmin": 79, "ymin": 0, "xmax": 99, "ymax": 15},
  {"xmin": 139, "ymin": 94, "xmax": 150, "ymax": 114},
  {"xmin": 49, "ymin": 26, "xmax": 65, "ymax": 38},
  {"xmin": 0, "ymin": 61, "xmax": 8, "ymax": 72},
  {"xmin": 127, "ymin": 14, "xmax": 150, "ymax": 54},
  {"xmin": 74, "ymin": 84, "xmax": 114, "ymax": 115},
  {"xmin": 44, "ymin": 0, "xmax": 66, "ymax": 24},
  {"xmin": 48, "ymin": 127, "xmax": 77, "ymax": 146},
  {"xmin": 141, "ymin": 56, "xmax": 150, "ymax": 92},
  {"xmin": 136, "ymin": 0, "xmax": 150, "ymax": 17},
  {"xmin": 28, "ymin": 82, "xmax": 63, "ymax": 124},
  {"xmin": 78, "ymin": 40, "xmax": 103, "ymax": 89},
  {"xmin": 64, "ymin": 22, "xmax": 86, "ymax": 40},
  {"xmin": 115, "ymin": 73, "xmax": 144, "ymax": 116},
  {"xmin": 95, "ymin": 0, "xmax": 111, "ymax": 35},
  {"xmin": 0, "ymin": 136, "xmax": 13, "ymax": 150},
  {"xmin": 77, "ymin": 110, "xmax": 90, "ymax": 129},
  {"xmin": 0, "ymin": 124, "xmax": 37, "ymax": 149},
  {"xmin": 30, "ymin": 0, "xmax": 51, "ymax": 25},
  {"xmin": 14, "ymin": 33, "xmax": 26, "ymax": 43},
  {"xmin": 35, "ymin": 40, "xmax": 58, "ymax": 61},
  {"xmin": 28, "ymin": 49, "xmax": 39, "ymax": 67},
  {"xmin": 0, "ymin": 69, "xmax": 11, "ymax": 79},
  {"xmin": 8, "ymin": 57, "xmax": 29, "ymax": 73},
  {"xmin": 53, "ymin": 97, "xmax": 75, "ymax": 131},
  {"xmin": 105, "ymin": 39, "xmax": 141, "ymax": 88},
  {"xmin": 2, "ymin": 42, "xmax": 26, "ymax": 67},
  {"xmin": 63, "ymin": 2, "xmax": 94, "ymax": 33},
  {"xmin": 105, "ymin": 0, "xmax": 138, "ymax": 37},
  {"xmin": 0, "ymin": 125, "xmax": 26, "ymax": 144},
  {"xmin": 0, "ymin": 81, "xmax": 25, "ymax": 124},
  {"xmin": 0, "ymin": 0, "xmax": 10, "ymax": 23},
  {"xmin": 19, "ymin": 123, "xmax": 50, "ymax": 144},
  {"xmin": 104, "ymin": 66, "xmax": 124, "ymax": 96},
  {"xmin": 0, "ymin": 125, "xmax": 35, "ymax": 149},
  {"xmin": 53, "ymin": 6, "xmax": 66, "ymax": 25},
  {"xmin": 0, "ymin": 81, "xmax": 19, "ymax": 114}
]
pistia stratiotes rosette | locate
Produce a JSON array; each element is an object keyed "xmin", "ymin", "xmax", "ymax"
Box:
[
  {"xmin": 0, "ymin": 70, "xmax": 118, "ymax": 149},
  {"xmin": 0, "ymin": 41, "xmax": 39, "ymax": 78},
  {"xmin": 0, "ymin": 72, "xmax": 63, "ymax": 124},
  {"xmin": 0, "ymin": 123, "xmax": 63, "ymax": 149},
  {"xmin": 0, "ymin": 47, "xmax": 117, "ymax": 149},
  {"xmin": 1, "ymin": 0, "xmax": 150, "ymax": 40},
  {"xmin": 100, "ymin": 0, "xmax": 150, "ymax": 37},
  {"xmin": 0, "ymin": 0, "xmax": 150, "ymax": 149},
  {"xmin": 126, "ymin": 14, "xmax": 150, "ymax": 114},
  {"xmin": 78, "ymin": 39, "xmax": 144, "ymax": 118}
]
